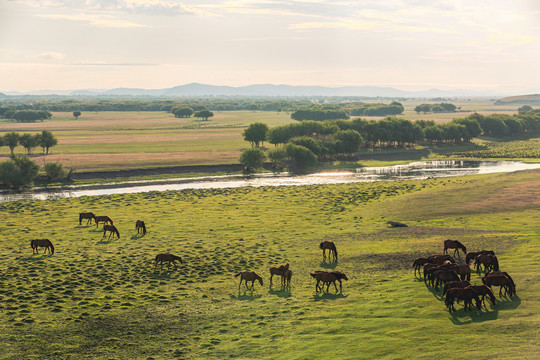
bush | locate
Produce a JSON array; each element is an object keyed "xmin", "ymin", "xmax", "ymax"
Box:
[
  {"xmin": 0, "ymin": 155, "xmax": 39, "ymax": 189},
  {"xmin": 239, "ymin": 148, "xmax": 266, "ymax": 172},
  {"xmin": 44, "ymin": 162, "xmax": 67, "ymax": 181},
  {"xmin": 285, "ymin": 144, "xmax": 317, "ymax": 170}
]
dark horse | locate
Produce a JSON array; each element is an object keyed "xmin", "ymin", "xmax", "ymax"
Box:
[
  {"xmin": 465, "ymin": 250, "xmax": 495, "ymax": 265},
  {"xmin": 320, "ymin": 241, "xmax": 338, "ymax": 261},
  {"xmin": 103, "ymin": 224, "xmax": 120, "ymax": 240},
  {"xmin": 95, "ymin": 216, "xmax": 114, "ymax": 228},
  {"xmin": 443, "ymin": 239, "xmax": 467, "ymax": 257},
  {"xmin": 31, "ymin": 239, "xmax": 55, "ymax": 255},
  {"xmin": 412, "ymin": 257, "xmax": 430, "ymax": 277},
  {"xmin": 154, "ymin": 253, "xmax": 183, "ymax": 269},
  {"xmin": 310, "ymin": 271, "xmax": 348, "ymax": 293},
  {"xmin": 482, "ymin": 273, "xmax": 515, "ymax": 297},
  {"xmin": 233, "ymin": 271, "xmax": 263, "ymax": 290},
  {"xmin": 445, "ymin": 286, "xmax": 481, "ymax": 312},
  {"xmin": 475, "ymin": 254, "xmax": 499, "ymax": 273},
  {"xmin": 269, "ymin": 263, "xmax": 289, "ymax": 286},
  {"xmin": 79, "ymin": 212, "xmax": 95, "ymax": 225},
  {"xmin": 135, "ymin": 220, "xmax": 146, "ymax": 235}
]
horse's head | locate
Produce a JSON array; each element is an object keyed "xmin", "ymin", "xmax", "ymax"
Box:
[
  {"xmin": 319, "ymin": 242, "xmax": 324, "ymax": 249},
  {"xmin": 258, "ymin": 276, "xmax": 263, "ymax": 286},
  {"xmin": 461, "ymin": 244, "xmax": 467, "ymax": 253}
]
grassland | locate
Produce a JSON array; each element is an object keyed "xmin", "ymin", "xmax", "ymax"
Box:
[{"xmin": 0, "ymin": 169, "xmax": 539, "ymax": 359}]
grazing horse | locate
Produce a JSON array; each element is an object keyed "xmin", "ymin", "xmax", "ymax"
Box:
[
  {"xmin": 486, "ymin": 271, "xmax": 516, "ymax": 292},
  {"xmin": 428, "ymin": 254, "xmax": 456, "ymax": 265},
  {"xmin": 448, "ymin": 264, "xmax": 471, "ymax": 281},
  {"xmin": 443, "ymin": 239, "xmax": 467, "ymax": 257},
  {"xmin": 95, "ymin": 216, "xmax": 114, "ymax": 228},
  {"xmin": 233, "ymin": 271, "xmax": 263, "ymax": 290},
  {"xmin": 31, "ymin": 239, "xmax": 54, "ymax": 255},
  {"xmin": 466, "ymin": 250, "xmax": 495, "ymax": 265},
  {"xmin": 433, "ymin": 269, "xmax": 460, "ymax": 289},
  {"xmin": 412, "ymin": 257, "xmax": 430, "ymax": 277},
  {"xmin": 482, "ymin": 274, "xmax": 515, "ymax": 297},
  {"xmin": 445, "ymin": 286, "xmax": 481, "ymax": 312},
  {"xmin": 469, "ymin": 285, "xmax": 496, "ymax": 307},
  {"xmin": 154, "ymin": 253, "xmax": 183, "ymax": 269},
  {"xmin": 442, "ymin": 280, "xmax": 470, "ymax": 297},
  {"xmin": 135, "ymin": 220, "xmax": 146, "ymax": 235},
  {"xmin": 283, "ymin": 269, "xmax": 293, "ymax": 289},
  {"xmin": 103, "ymin": 224, "xmax": 120, "ymax": 240},
  {"xmin": 475, "ymin": 254, "xmax": 499, "ymax": 273},
  {"xmin": 319, "ymin": 241, "xmax": 338, "ymax": 261},
  {"xmin": 310, "ymin": 271, "xmax": 348, "ymax": 293},
  {"xmin": 269, "ymin": 263, "xmax": 289, "ymax": 285},
  {"xmin": 79, "ymin": 212, "xmax": 95, "ymax": 225}
]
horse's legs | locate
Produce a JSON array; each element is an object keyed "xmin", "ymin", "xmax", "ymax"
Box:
[
  {"xmin": 245, "ymin": 280, "xmax": 250, "ymax": 290},
  {"xmin": 333, "ymin": 281, "xmax": 338, "ymax": 293},
  {"xmin": 238, "ymin": 279, "xmax": 242, "ymax": 290},
  {"xmin": 269, "ymin": 274, "xmax": 273, "ymax": 285}
]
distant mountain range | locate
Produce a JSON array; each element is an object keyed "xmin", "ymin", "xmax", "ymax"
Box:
[
  {"xmin": 494, "ymin": 94, "xmax": 540, "ymax": 105},
  {"xmin": 0, "ymin": 83, "xmax": 522, "ymax": 98}
]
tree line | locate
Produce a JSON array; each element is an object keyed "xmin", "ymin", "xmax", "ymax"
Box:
[
  {"xmin": 0, "ymin": 130, "xmax": 58, "ymax": 155},
  {"xmin": 414, "ymin": 103, "xmax": 458, "ymax": 113},
  {"xmin": 0, "ymin": 109, "xmax": 52, "ymax": 122}
]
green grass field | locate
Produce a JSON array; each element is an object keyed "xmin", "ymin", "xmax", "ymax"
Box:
[{"xmin": 0, "ymin": 169, "xmax": 538, "ymax": 359}]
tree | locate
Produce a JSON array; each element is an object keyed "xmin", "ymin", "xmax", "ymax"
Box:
[
  {"xmin": 243, "ymin": 122, "xmax": 269, "ymax": 148},
  {"xmin": 333, "ymin": 129, "xmax": 362, "ymax": 154},
  {"xmin": 44, "ymin": 162, "xmax": 67, "ymax": 181},
  {"xmin": 194, "ymin": 110, "xmax": 214, "ymax": 121},
  {"xmin": 285, "ymin": 144, "xmax": 317, "ymax": 170},
  {"xmin": 267, "ymin": 147, "xmax": 288, "ymax": 171},
  {"xmin": 0, "ymin": 155, "xmax": 39, "ymax": 189},
  {"xmin": 4, "ymin": 132, "xmax": 19, "ymax": 155},
  {"xmin": 172, "ymin": 107, "xmax": 194, "ymax": 118},
  {"xmin": 19, "ymin": 133, "xmax": 39, "ymax": 155},
  {"xmin": 73, "ymin": 111, "xmax": 81, "ymax": 119},
  {"xmin": 239, "ymin": 148, "xmax": 266, "ymax": 172},
  {"xmin": 39, "ymin": 130, "xmax": 58, "ymax": 154},
  {"xmin": 518, "ymin": 105, "xmax": 532, "ymax": 114},
  {"xmin": 289, "ymin": 136, "xmax": 322, "ymax": 155}
]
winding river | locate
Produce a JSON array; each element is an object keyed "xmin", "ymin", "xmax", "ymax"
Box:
[{"xmin": 1, "ymin": 160, "xmax": 539, "ymax": 202}]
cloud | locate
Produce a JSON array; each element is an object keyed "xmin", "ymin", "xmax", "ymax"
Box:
[
  {"xmin": 36, "ymin": 52, "xmax": 66, "ymax": 60},
  {"xmin": 70, "ymin": 61, "xmax": 157, "ymax": 66},
  {"xmin": 38, "ymin": 13, "xmax": 147, "ymax": 27}
]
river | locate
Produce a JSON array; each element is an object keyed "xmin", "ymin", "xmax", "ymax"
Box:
[{"xmin": 1, "ymin": 160, "xmax": 539, "ymax": 202}]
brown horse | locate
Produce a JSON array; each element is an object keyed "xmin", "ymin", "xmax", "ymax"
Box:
[
  {"xmin": 445, "ymin": 286, "xmax": 481, "ymax": 312},
  {"xmin": 135, "ymin": 220, "xmax": 146, "ymax": 235},
  {"xmin": 103, "ymin": 224, "xmax": 120, "ymax": 240},
  {"xmin": 310, "ymin": 271, "xmax": 348, "ymax": 293},
  {"xmin": 31, "ymin": 239, "xmax": 54, "ymax": 255},
  {"xmin": 269, "ymin": 263, "xmax": 289, "ymax": 285},
  {"xmin": 448, "ymin": 264, "xmax": 471, "ymax": 281},
  {"xmin": 466, "ymin": 250, "xmax": 495, "ymax": 265},
  {"xmin": 433, "ymin": 269, "xmax": 460, "ymax": 289},
  {"xmin": 283, "ymin": 269, "xmax": 293, "ymax": 289},
  {"xmin": 442, "ymin": 280, "xmax": 470, "ymax": 297},
  {"xmin": 95, "ymin": 216, "xmax": 114, "ymax": 228},
  {"xmin": 233, "ymin": 271, "xmax": 263, "ymax": 290},
  {"xmin": 412, "ymin": 257, "xmax": 430, "ymax": 277},
  {"xmin": 475, "ymin": 254, "xmax": 499, "ymax": 273},
  {"xmin": 428, "ymin": 254, "xmax": 456, "ymax": 265},
  {"xmin": 482, "ymin": 274, "xmax": 515, "ymax": 297},
  {"xmin": 469, "ymin": 285, "xmax": 497, "ymax": 307},
  {"xmin": 443, "ymin": 239, "xmax": 467, "ymax": 257},
  {"xmin": 79, "ymin": 212, "xmax": 95, "ymax": 225},
  {"xmin": 154, "ymin": 253, "xmax": 183, "ymax": 269},
  {"xmin": 486, "ymin": 271, "xmax": 516, "ymax": 292},
  {"xmin": 320, "ymin": 241, "xmax": 338, "ymax": 261}
]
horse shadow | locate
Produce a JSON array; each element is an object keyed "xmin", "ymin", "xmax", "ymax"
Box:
[
  {"xmin": 423, "ymin": 281, "xmax": 444, "ymax": 300},
  {"xmin": 131, "ymin": 233, "xmax": 146, "ymax": 240},
  {"xmin": 319, "ymin": 259, "xmax": 338, "ymax": 269},
  {"xmin": 268, "ymin": 286, "xmax": 292, "ymax": 298},
  {"xmin": 232, "ymin": 290, "xmax": 262, "ymax": 301},
  {"xmin": 312, "ymin": 292, "xmax": 348, "ymax": 301},
  {"xmin": 449, "ymin": 306, "xmax": 499, "ymax": 324}
]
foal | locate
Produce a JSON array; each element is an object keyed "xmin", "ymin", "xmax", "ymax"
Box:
[
  {"xmin": 269, "ymin": 263, "xmax": 289, "ymax": 285},
  {"xmin": 233, "ymin": 271, "xmax": 263, "ymax": 290}
]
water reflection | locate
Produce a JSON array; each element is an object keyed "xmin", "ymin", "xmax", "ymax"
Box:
[{"xmin": 1, "ymin": 160, "xmax": 539, "ymax": 202}]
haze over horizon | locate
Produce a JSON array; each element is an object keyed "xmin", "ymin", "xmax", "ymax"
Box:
[{"xmin": 1, "ymin": 0, "xmax": 539, "ymax": 94}]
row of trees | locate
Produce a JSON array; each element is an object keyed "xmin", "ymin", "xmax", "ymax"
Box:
[
  {"xmin": 0, "ymin": 109, "xmax": 52, "ymax": 122},
  {"xmin": 1, "ymin": 131, "xmax": 58, "ymax": 155},
  {"xmin": 414, "ymin": 103, "xmax": 458, "ymax": 113},
  {"xmin": 0, "ymin": 155, "xmax": 67, "ymax": 189},
  {"xmin": 290, "ymin": 109, "xmax": 349, "ymax": 121},
  {"xmin": 171, "ymin": 107, "xmax": 215, "ymax": 120},
  {"xmin": 348, "ymin": 102, "xmax": 404, "ymax": 116}
]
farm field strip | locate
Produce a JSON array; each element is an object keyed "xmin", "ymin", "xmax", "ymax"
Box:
[{"xmin": 0, "ymin": 170, "xmax": 538, "ymax": 358}]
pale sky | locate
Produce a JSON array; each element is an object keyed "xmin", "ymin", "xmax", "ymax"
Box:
[{"xmin": 1, "ymin": 0, "xmax": 539, "ymax": 93}]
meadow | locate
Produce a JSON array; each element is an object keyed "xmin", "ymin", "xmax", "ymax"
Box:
[{"xmin": 0, "ymin": 169, "xmax": 538, "ymax": 359}]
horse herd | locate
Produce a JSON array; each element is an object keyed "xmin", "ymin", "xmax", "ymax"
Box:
[
  {"xmin": 233, "ymin": 240, "xmax": 347, "ymax": 293},
  {"xmin": 413, "ymin": 239, "xmax": 516, "ymax": 312}
]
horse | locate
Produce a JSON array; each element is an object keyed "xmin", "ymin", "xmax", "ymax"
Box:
[
  {"xmin": 154, "ymin": 253, "xmax": 183, "ymax": 269},
  {"xmin": 445, "ymin": 286, "xmax": 481, "ymax": 312},
  {"xmin": 310, "ymin": 271, "xmax": 348, "ymax": 293},
  {"xmin": 103, "ymin": 224, "xmax": 120, "ymax": 240},
  {"xmin": 443, "ymin": 239, "xmax": 467, "ymax": 257},
  {"xmin": 482, "ymin": 274, "xmax": 515, "ymax": 297},
  {"xmin": 486, "ymin": 271, "xmax": 516, "ymax": 292},
  {"xmin": 469, "ymin": 285, "xmax": 497, "ymax": 307},
  {"xmin": 135, "ymin": 220, "xmax": 146, "ymax": 235},
  {"xmin": 475, "ymin": 254, "xmax": 499, "ymax": 273},
  {"xmin": 387, "ymin": 221, "xmax": 408, "ymax": 227},
  {"xmin": 31, "ymin": 239, "xmax": 54, "ymax": 255},
  {"xmin": 427, "ymin": 254, "xmax": 456, "ymax": 265},
  {"xmin": 269, "ymin": 263, "xmax": 289, "ymax": 285},
  {"xmin": 442, "ymin": 280, "xmax": 470, "ymax": 297},
  {"xmin": 465, "ymin": 250, "xmax": 495, "ymax": 265},
  {"xmin": 319, "ymin": 241, "xmax": 338, "ymax": 261},
  {"xmin": 233, "ymin": 271, "xmax": 263, "ymax": 290},
  {"xmin": 448, "ymin": 264, "xmax": 471, "ymax": 281},
  {"xmin": 283, "ymin": 269, "xmax": 293, "ymax": 289},
  {"xmin": 412, "ymin": 257, "xmax": 430, "ymax": 277},
  {"xmin": 433, "ymin": 269, "xmax": 460, "ymax": 289},
  {"xmin": 79, "ymin": 212, "xmax": 95, "ymax": 225},
  {"xmin": 95, "ymin": 216, "xmax": 114, "ymax": 228}
]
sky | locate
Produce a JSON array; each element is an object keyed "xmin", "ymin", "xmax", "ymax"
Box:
[{"xmin": 1, "ymin": 0, "xmax": 539, "ymax": 93}]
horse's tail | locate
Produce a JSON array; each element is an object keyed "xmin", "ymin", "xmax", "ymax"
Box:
[
  {"xmin": 141, "ymin": 222, "xmax": 146, "ymax": 234},
  {"xmin": 319, "ymin": 242, "xmax": 324, "ymax": 249},
  {"xmin": 49, "ymin": 241, "xmax": 55, "ymax": 255},
  {"xmin": 492, "ymin": 256, "xmax": 499, "ymax": 271},
  {"xmin": 233, "ymin": 271, "xmax": 243, "ymax": 278},
  {"xmin": 30, "ymin": 240, "xmax": 34, "ymax": 248},
  {"xmin": 79, "ymin": 213, "xmax": 82, "ymax": 224},
  {"xmin": 332, "ymin": 244, "xmax": 338, "ymax": 259},
  {"xmin": 155, "ymin": 254, "xmax": 160, "ymax": 262}
]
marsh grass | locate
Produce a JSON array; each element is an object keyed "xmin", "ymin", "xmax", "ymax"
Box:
[{"xmin": 0, "ymin": 170, "xmax": 539, "ymax": 358}]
